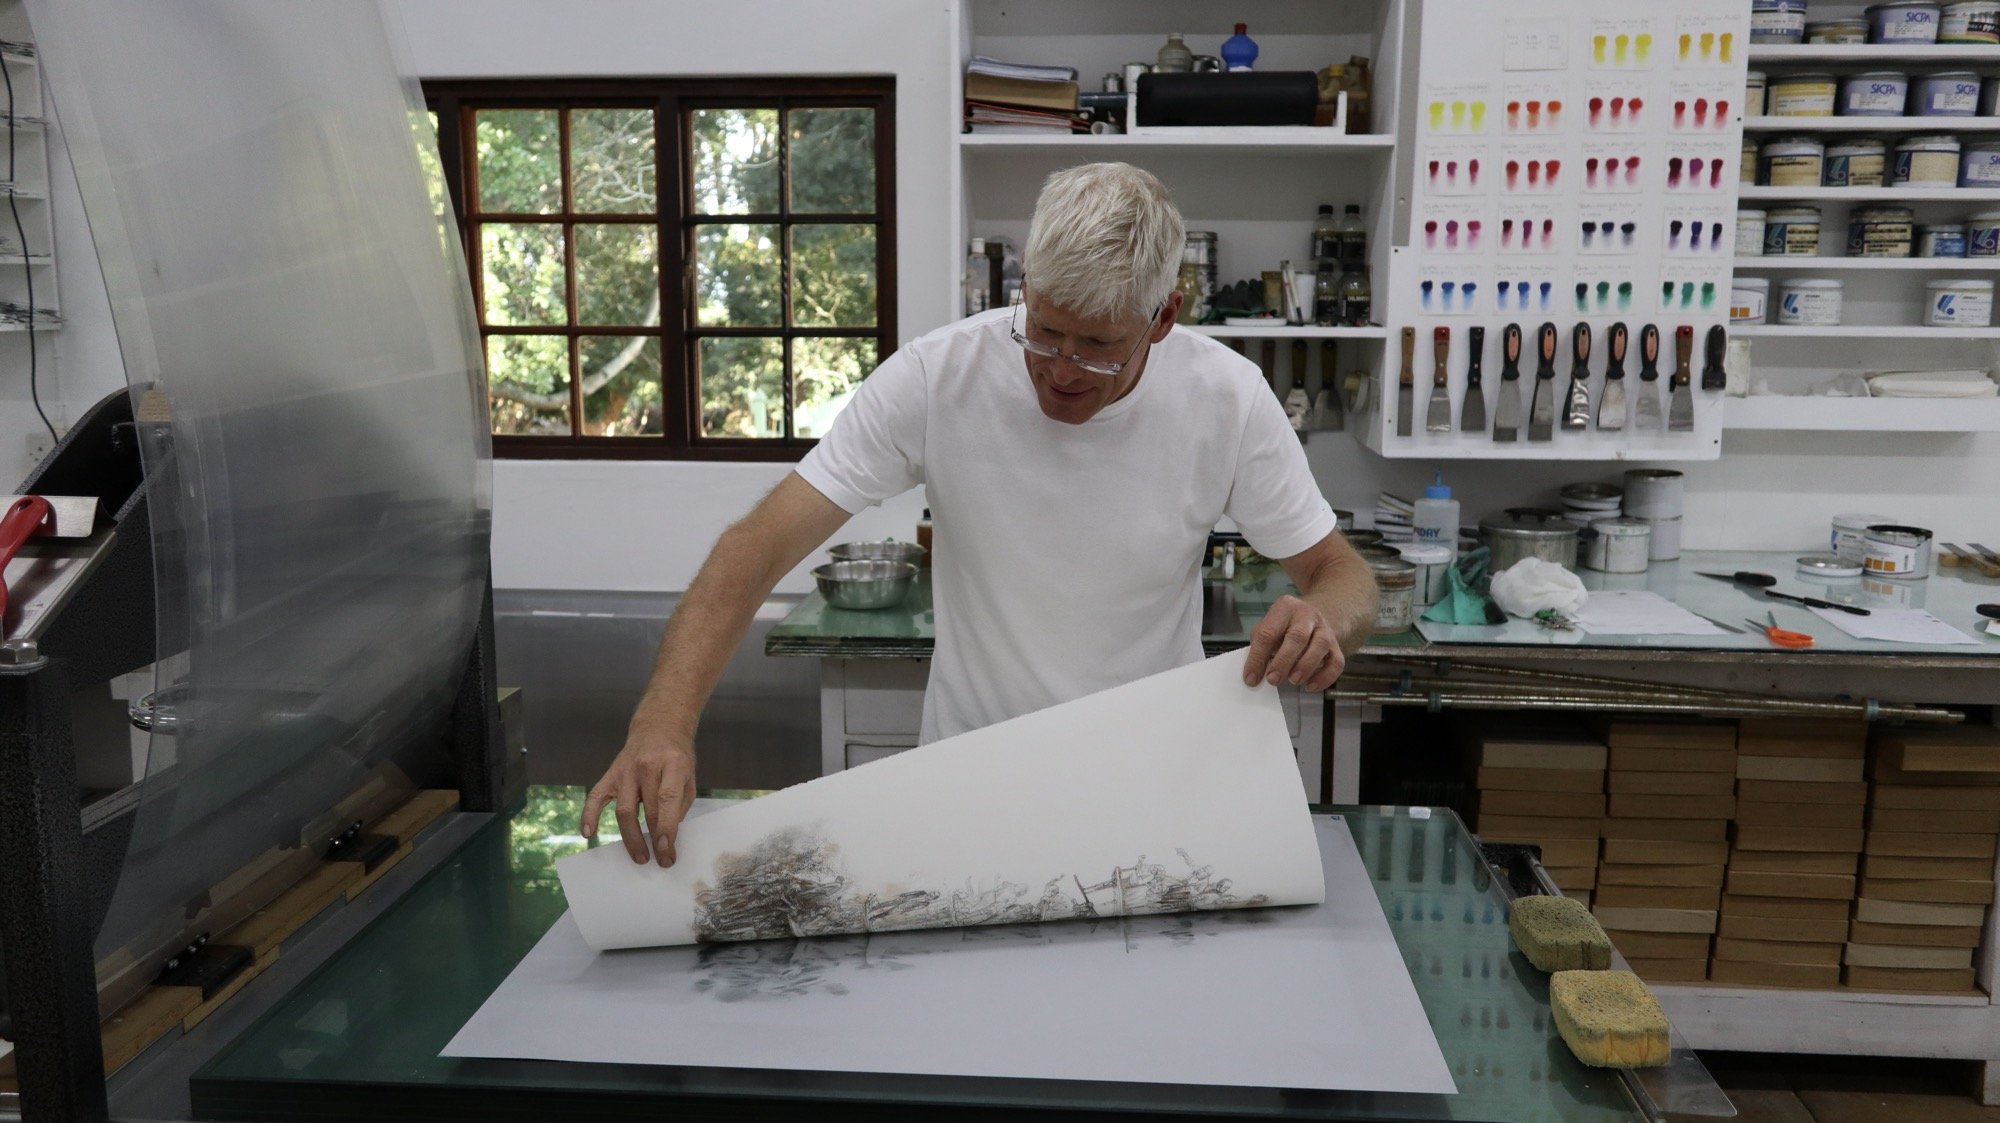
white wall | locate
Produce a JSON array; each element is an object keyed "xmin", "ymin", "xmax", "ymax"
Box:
[{"xmin": 21, "ymin": 2, "xmax": 1999, "ymax": 591}]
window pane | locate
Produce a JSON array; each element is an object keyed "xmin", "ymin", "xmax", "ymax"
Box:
[
  {"xmin": 793, "ymin": 337, "xmax": 876, "ymax": 439},
  {"xmin": 575, "ymin": 224, "xmax": 658, "ymax": 327},
  {"xmin": 697, "ymin": 336, "xmax": 785, "ymax": 438},
  {"xmin": 476, "ymin": 109, "xmax": 561, "ymax": 213},
  {"xmin": 480, "ymin": 223, "xmax": 566, "ymax": 325},
  {"xmin": 580, "ymin": 336, "xmax": 663, "ymax": 437},
  {"xmin": 571, "ymin": 108, "xmax": 656, "ymax": 213},
  {"xmin": 792, "ymin": 224, "xmax": 876, "ymax": 328},
  {"xmin": 487, "ymin": 334, "xmax": 571, "ymax": 435},
  {"xmin": 690, "ymin": 108, "xmax": 779, "ymax": 214},
  {"xmin": 694, "ymin": 224, "xmax": 781, "ymax": 327},
  {"xmin": 789, "ymin": 108, "xmax": 875, "ymax": 213}
]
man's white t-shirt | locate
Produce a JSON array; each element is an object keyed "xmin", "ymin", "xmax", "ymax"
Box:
[{"xmin": 797, "ymin": 307, "xmax": 1337, "ymax": 744}]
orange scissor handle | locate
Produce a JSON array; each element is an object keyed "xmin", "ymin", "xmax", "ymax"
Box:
[{"xmin": 1745, "ymin": 613, "xmax": 1813, "ymax": 649}]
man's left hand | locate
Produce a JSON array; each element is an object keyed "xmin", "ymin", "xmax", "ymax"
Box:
[{"xmin": 1243, "ymin": 595, "xmax": 1346, "ymax": 692}]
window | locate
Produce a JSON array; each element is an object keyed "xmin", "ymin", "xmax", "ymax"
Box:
[{"xmin": 426, "ymin": 79, "xmax": 896, "ymax": 460}]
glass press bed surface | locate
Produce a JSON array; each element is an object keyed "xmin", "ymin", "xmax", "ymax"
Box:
[{"xmin": 190, "ymin": 788, "xmax": 1648, "ymax": 1122}]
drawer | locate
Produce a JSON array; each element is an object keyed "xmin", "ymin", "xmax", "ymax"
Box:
[
  {"xmin": 841, "ymin": 658, "xmax": 930, "ymax": 736},
  {"xmin": 846, "ymin": 741, "xmax": 917, "ymax": 769}
]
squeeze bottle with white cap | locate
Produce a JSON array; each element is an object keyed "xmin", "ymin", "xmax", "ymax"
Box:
[{"xmin": 1412, "ymin": 470, "xmax": 1460, "ymax": 562}]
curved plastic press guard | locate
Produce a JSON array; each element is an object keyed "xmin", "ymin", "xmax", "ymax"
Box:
[{"xmin": 0, "ymin": 494, "xmax": 53, "ymax": 627}]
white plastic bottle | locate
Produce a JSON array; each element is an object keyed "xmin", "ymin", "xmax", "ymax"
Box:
[
  {"xmin": 964, "ymin": 237, "xmax": 990, "ymax": 316},
  {"xmin": 1412, "ymin": 470, "xmax": 1460, "ymax": 562}
]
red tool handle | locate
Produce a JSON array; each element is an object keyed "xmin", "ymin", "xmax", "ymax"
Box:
[{"xmin": 0, "ymin": 495, "xmax": 53, "ymax": 627}]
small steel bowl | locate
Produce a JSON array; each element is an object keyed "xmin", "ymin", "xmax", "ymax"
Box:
[
  {"xmin": 813, "ymin": 560, "xmax": 918, "ymax": 610},
  {"xmin": 828, "ymin": 540, "xmax": 928, "ymax": 566}
]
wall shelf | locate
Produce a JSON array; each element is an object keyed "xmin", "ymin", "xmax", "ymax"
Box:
[
  {"xmin": 1734, "ymin": 324, "xmax": 2000, "ymax": 338},
  {"xmin": 1724, "ymin": 394, "xmax": 2000, "ymax": 431},
  {"xmin": 1744, "ymin": 115, "xmax": 2000, "ymax": 132},
  {"xmin": 1739, "ymin": 186, "xmax": 2000, "ymax": 202},
  {"xmin": 1747, "ymin": 45, "xmax": 2000, "ymax": 63},
  {"xmin": 959, "ymin": 131, "xmax": 1396, "ymax": 155},
  {"xmin": 1733, "ymin": 256, "xmax": 1999, "ymax": 271},
  {"xmin": 1186, "ymin": 324, "xmax": 1388, "ymax": 340}
]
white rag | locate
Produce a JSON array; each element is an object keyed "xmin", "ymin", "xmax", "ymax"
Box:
[{"xmin": 1490, "ymin": 556, "xmax": 1590, "ymax": 618}]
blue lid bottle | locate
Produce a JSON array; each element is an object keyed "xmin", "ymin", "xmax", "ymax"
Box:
[{"xmin": 1221, "ymin": 23, "xmax": 1259, "ymax": 72}]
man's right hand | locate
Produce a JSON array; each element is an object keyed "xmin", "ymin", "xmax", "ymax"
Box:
[{"xmin": 581, "ymin": 730, "xmax": 697, "ymax": 867}]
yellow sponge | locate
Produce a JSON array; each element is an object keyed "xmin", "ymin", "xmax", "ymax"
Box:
[
  {"xmin": 1510, "ymin": 895, "xmax": 1613, "ymax": 972},
  {"xmin": 1549, "ymin": 970, "xmax": 1672, "ymax": 1069}
]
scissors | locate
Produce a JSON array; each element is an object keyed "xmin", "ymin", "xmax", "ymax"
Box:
[{"xmin": 1744, "ymin": 610, "xmax": 1813, "ymax": 649}]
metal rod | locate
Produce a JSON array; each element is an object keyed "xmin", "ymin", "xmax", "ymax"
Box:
[
  {"xmin": 1333, "ymin": 687, "xmax": 1961, "ymax": 724},
  {"xmin": 1338, "ymin": 674, "xmax": 1905, "ymax": 715},
  {"xmin": 1369, "ymin": 654, "xmax": 1756, "ymax": 700}
]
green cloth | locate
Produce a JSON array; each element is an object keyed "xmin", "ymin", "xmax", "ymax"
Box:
[{"xmin": 1421, "ymin": 545, "xmax": 1504, "ymax": 626}]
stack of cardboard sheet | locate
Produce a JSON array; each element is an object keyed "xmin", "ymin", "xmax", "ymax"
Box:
[
  {"xmin": 1472, "ymin": 735, "xmax": 1608, "ymax": 904},
  {"xmin": 1594, "ymin": 723, "xmax": 1737, "ymax": 984},
  {"xmin": 1711, "ymin": 718, "xmax": 1868, "ymax": 989},
  {"xmin": 1848, "ymin": 727, "xmax": 2000, "ymax": 993}
]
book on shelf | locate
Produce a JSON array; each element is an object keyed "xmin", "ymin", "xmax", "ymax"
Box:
[
  {"xmin": 967, "ymin": 55, "xmax": 1077, "ymax": 83},
  {"xmin": 965, "ymin": 71, "xmax": 1080, "ymax": 113}
]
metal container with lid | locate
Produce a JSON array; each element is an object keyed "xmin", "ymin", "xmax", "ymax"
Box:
[
  {"xmin": 1366, "ymin": 556, "xmax": 1418, "ymax": 632},
  {"xmin": 1832, "ymin": 512, "xmax": 1897, "ymax": 562},
  {"xmin": 1848, "ymin": 206, "xmax": 1915, "ymax": 257},
  {"xmin": 1622, "ymin": 469, "xmax": 1685, "ymax": 518},
  {"xmin": 1770, "ymin": 73, "xmax": 1838, "ymax": 116},
  {"xmin": 1396, "ymin": 542, "xmax": 1452, "ymax": 607},
  {"xmin": 1940, "ymin": 0, "xmax": 2000, "ymax": 42},
  {"xmin": 1479, "ymin": 508, "xmax": 1584, "ymax": 571},
  {"xmin": 1823, "ymin": 139, "xmax": 1888, "ymax": 188},
  {"xmin": 1863, "ymin": 524, "xmax": 1934, "ymax": 579},
  {"xmin": 1808, "ymin": 17, "xmax": 1873, "ymax": 40},
  {"xmin": 1760, "ymin": 136, "xmax": 1826, "ymax": 187},
  {"xmin": 1867, "ymin": 0, "xmax": 1943, "ymax": 42},
  {"xmin": 1891, "ymin": 134, "xmax": 1961, "ymax": 187},
  {"xmin": 1764, "ymin": 205, "xmax": 1822, "ymax": 254},
  {"xmin": 1914, "ymin": 71, "xmax": 1983, "ymax": 116},
  {"xmin": 1585, "ymin": 517, "xmax": 1653, "ymax": 574},
  {"xmin": 1344, "ymin": 528, "xmax": 1385, "ymax": 548},
  {"xmin": 1559, "ymin": 482, "xmax": 1624, "ymax": 513},
  {"xmin": 1838, "ymin": 72, "xmax": 1909, "ymax": 117}
]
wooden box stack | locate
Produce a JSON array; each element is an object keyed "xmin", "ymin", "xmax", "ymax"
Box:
[
  {"xmin": 1848, "ymin": 727, "xmax": 2000, "ymax": 993},
  {"xmin": 1473, "ymin": 736, "xmax": 1608, "ymax": 904},
  {"xmin": 1594, "ymin": 723, "xmax": 1737, "ymax": 984},
  {"xmin": 1710, "ymin": 718, "xmax": 1868, "ymax": 989}
]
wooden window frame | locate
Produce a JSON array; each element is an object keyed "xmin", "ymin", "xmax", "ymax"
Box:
[{"xmin": 426, "ymin": 77, "xmax": 897, "ymax": 461}]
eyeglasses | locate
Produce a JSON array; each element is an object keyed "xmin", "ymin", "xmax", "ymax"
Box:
[{"xmin": 1009, "ymin": 295, "xmax": 1162, "ymax": 378}]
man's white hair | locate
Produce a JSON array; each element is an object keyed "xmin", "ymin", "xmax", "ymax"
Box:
[{"xmin": 1023, "ymin": 162, "xmax": 1185, "ymax": 325}]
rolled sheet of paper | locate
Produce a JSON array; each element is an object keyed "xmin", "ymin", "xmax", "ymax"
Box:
[{"xmin": 558, "ymin": 649, "xmax": 1326, "ymax": 950}]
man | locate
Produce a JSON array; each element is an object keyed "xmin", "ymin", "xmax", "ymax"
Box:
[{"xmin": 583, "ymin": 162, "xmax": 1377, "ymax": 866}]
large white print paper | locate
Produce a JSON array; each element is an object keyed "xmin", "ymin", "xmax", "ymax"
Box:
[
  {"xmin": 445, "ymin": 815, "xmax": 1457, "ymax": 1095},
  {"xmin": 558, "ymin": 649, "xmax": 1325, "ymax": 950}
]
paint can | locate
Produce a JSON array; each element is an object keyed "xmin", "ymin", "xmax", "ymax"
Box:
[
  {"xmin": 1764, "ymin": 205, "xmax": 1822, "ymax": 255},
  {"xmin": 1890, "ymin": 134, "xmax": 1961, "ymax": 187},
  {"xmin": 1823, "ymin": 139, "xmax": 1888, "ymax": 188},
  {"xmin": 1753, "ymin": 0, "xmax": 1811, "ymax": 41},
  {"xmin": 1741, "ymin": 138, "xmax": 1760, "ymax": 184},
  {"xmin": 1959, "ymin": 143, "xmax": 2000, "ymax": 188},
  {"xmin": 1770, "ymin": 73, "xmax": 1838, "ymax": 116},
  {"xmin": 1396, "ymin": 542, "xmax": 1452, "ymax": 607},
  {"xmin": 1644, "ymin": 516, "xmax": 1683, "ymax": 562},
  {"xmin": 1760, "ymin": 136, "xmax": 1826, "ymax": 187},
  {"xmin": 1808, "ymin": 18, "xmax": 1873, "ymax": 41},
  {"xmin": 1731, "ymin": 277, "xmax": 1771, "ymax": 323},
  {"xmin": 1746, "ymin": 71, "xmax": 1769, "ymax": 115},
  {"xmin": 1866, "ymin": 0, "xmax": 1943, "ymax": 42},
  {"xmin": 1969, "ymin": 211, "xmax": 2000, "ymax": 257},
  {"xmin": 1345, "ymin": 529, "xmax": 1385, "ymax": 548},
  {"xmin": 1863, "ymin": 524, "xmax": 1933, "ymax": 579},
  {"xmin": 1737, "ymin": 209, "xmax": 1769, "ymax": 255},
  {"xmin": 1917, "ymin": 223, "xmax": 1967, "ymax": 257},
  {"xmin": 1622, "ymin": 469, "xmax": 1685, "ymax": 518},
  {"xmin": 1939, "ymin": 0, "xmax": 2000, "ymax": 41},
  {"xmin": 1367, "ymin": 557, "xmax": 1418, "ymax": 632},
  {"xmin": 1926, "ymin": 279, "xmax": 1995, "ymax": 326},
  {"xmin": 1832, "ymin": 513, "xmax": 1897, "ymax": 562},
  {"xmin": 1847, "ymin": 206, "xmax": 1915, "ymax": 257},
  {"xmin": 1776, "ymin": 278, "xmax": 1844, "ymax": 326},
  {"xmin": 1838, "ymin": 71, "xmax": 1910, "ymax": 116},
  {"xmin": 1913, "ymin": 71, "xmax": 1983, "ymax": 116},
  {"xmin": 1585, "ymin": 517, "xmax": 1653, "ymax": 574}
]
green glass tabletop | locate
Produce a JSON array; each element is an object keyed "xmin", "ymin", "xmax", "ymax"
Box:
[{"xmin": 190, "ymin": 788, "xmax": 1648, "ymax": 1122}]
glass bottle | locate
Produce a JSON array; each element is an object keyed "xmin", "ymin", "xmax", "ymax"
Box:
[{"xmin": 1156, "ymin": 33, "xmax": 1194, "ymax": 73}]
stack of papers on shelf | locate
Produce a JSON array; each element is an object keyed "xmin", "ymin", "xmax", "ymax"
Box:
[
  {"xmin": 968, "ymin": 55, "xmax": 1077, "ymax": 82},
  {"xmin": 1374, "ymin": 493, "xmax": 1414, "ymax": 542},
  {"xmin": 964, "ymin": 57, "xmax": 1082, "ymax": 133},
  {"xmin": 963, "ymin": 102, "xmax": 1086, "ymax": 134},
  {"xmin": 1864, "ymin": 370, "xmax": 1999, "ymax": 399}
]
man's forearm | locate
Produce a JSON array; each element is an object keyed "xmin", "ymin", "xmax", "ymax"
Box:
[{"xmin": 1300, "ymin": 552, "xmax": 1380, "ymax": 655}]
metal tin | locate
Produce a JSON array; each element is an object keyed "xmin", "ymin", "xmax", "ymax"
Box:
[
  {"xmin": 1764, "ymin": 205, "xmax": 1822, "ymax": 254},
  {"xmin": 1838, "ymin": 71, "xmax": 1910, "ymax": 116},
  {"xmin": 1776, "ymin": 278, "xmax": 1844, "ymax": 326},
  {"xmin": 1479, "ymin": 508, "xmax": 1583, "ymax": 571},
  {"xmin": 1832, "ymin": 512, "xmax": 1896, "ymax": 562},
  {"xmin": 1798, "ymin": 554, "xmax": 1864, "ymax": 578},
  {"xmin": 1367, "ymin": 556, "xmax": 1418, "ymax": 632},
  {"xmin": 1917, "ymin": 222, "xmax": 1968, "ymax": 257},
  {"xmin": 1760, "ymin": 136, "xmax": 1825, "ymax": 187},
  {"xmin": 1823, "ymin": 138, "xmax": 1888, "ymax": 188},
  {"xmin": 1771, "ymin": 73, "xmax": 1839, "ymax": 116},
  {"xmin": 1960, "ymin": 143, "xmax": 2000, "ymax": 187},
  {"xmin": 1585, "ymin": 517, "xmax": 1653, "ymax": 574},
  {"xmin": 1396, "ymin": 542, "xmax": 1452, "ymax": 607},
  {"xmin": 1808, "ymin": 18, "xmax": 1873, "ymax": 41},
  {"xmin": 1643, "ymin": 515, "xmax": 1683, "ymax": 561},
  {"xmin": 1754, "ymin": 0, "xmax": 1810, "ymax": 41},
  {"xmin": 1847, "ymin": 206, "xmax": 1915, "ymax": 257},
  {"xmin": 1732, "ymin": 277, "xmax": 1770, "ymax": 323},
  {"xmin": 1914, "ymin": 71, "xmax": 1983, "ymax": 115},
  {"xmin": 1345, "ymin": 529, "xmax": 1385, "ymax": 547},
  {"xmin": 1559, "ymin": 482, "xmax": 1624, "ymax": 512},
  {"xmin": 1867, "ymin": 0, "xmax": 1943, "ymax": 42},
  {"xmin": 1863, "ymin": 524, "xmax": 1934, "ymax": 579},
  {"xmin": 1621, "ymin": 469, "xmax": 1685, "ymax": 518},
  {"xmin": 1940, "ymin": 0, "xmax": 2000, "ymax": 41},
  {"xmin": 1746, "ymin": 70, "xmax": 1768, "ymax": 116},
  {"xmin": 1891, "ymin": 134, "xmax": 1961, "ymax": 186},
  {"xmin": 1357, "ymin": 543, "xmax": 1404, "ymax": 561},
  {"xmin": 1970, "ymin": 210, "xmax": 2000, "ymax": 257},
  {"xmin": 1926, "ymin": 279, "xmax": 1995, "ymax": 326},
  {"xmin": 1737, "ymin": 209, "xmax": 1768, "ymax": 255}
]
